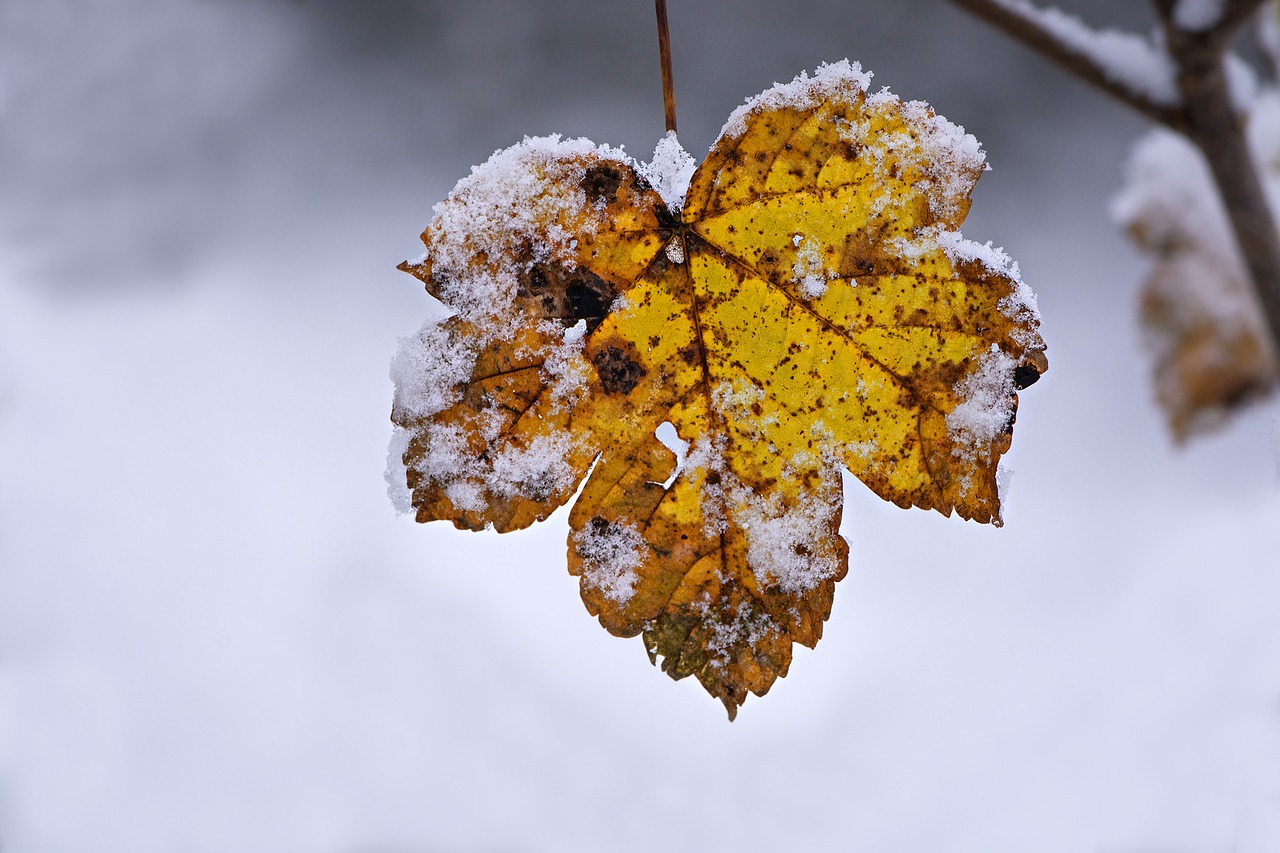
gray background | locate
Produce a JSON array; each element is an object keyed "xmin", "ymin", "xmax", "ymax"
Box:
[{"xmin": 2, "ymin": 1, "xmax": 1278, "ymax": 851}]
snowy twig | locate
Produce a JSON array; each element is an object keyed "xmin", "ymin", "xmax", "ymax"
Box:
[
  {"xmin": 948, "ymin": 0, "xmax": 1184, "ymax": 128},
  {"xmin": 952, "ymin": 0, "xmax": 1280, "ymax": 358}
]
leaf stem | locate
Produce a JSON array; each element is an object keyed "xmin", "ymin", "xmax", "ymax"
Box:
[{"xmin": 655, "ymin": 0, "xmax": 678, "ymax": 133}]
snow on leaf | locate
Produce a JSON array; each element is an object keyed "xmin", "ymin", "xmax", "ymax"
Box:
[
  {"xmin": 638, "ymin": 131, "xmax": 697, "ymax": 213},
  {"xmin": 1112, "ymin": 98, "xmax": 1279, "ymax": 441},
  {"xmin": 390, "ymin": 61, "xmax": 1047, "ymax": 718}
]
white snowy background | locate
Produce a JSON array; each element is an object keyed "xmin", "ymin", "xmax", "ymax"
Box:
[{"xmin": 2, "ymin": 1, "xmax": 1280, "ymax": 851}]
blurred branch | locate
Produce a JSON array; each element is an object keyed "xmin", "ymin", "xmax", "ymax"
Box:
[
  {"xmin": 1255, "ymin": 5, "xmax": 1280, "ymax": 83},
  {"xmin": 948, "ymin": 0, "xmax": 1184, "ymax": 128},
  {"xmin": 1204, "ymin": 0, "xmax": 1271, "ymax": 44},
  {"xmin": 951, "ymin": 0, "xmax": 1280, "ymax": 358}
]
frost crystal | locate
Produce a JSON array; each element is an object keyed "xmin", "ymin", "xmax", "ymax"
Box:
[
  {"xmin": 574, "ymin": 519, "xmax": 646, "ymax": 604},
  {"xmin": 665, "ymin": 238, "xmax": 686, "ymax": 265},
  {"xmin": 701, "ymin": 599, "xmax": 778, "ymax": 670}
]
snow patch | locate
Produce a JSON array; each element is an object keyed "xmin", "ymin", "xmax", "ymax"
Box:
[
  {"xmin": 896, "ymin": 100, "xmax": 987, "ymax": 222},
  {"xmin": 444, "ymin": 480, "xmax": 485, "ymax": 514},
  {"xmin": 711, "ymin": 379, "xmax": 765, "ymax": 416},
  {"xmin": 424, "ymin": 134, "xmax": 633, "ymax": 326},
  {"xmin": 997, "ymin": 463, "xmax": 1014, "ymax": 507},
  {"xmin": 935, "ymin": 229, "xmax": 1022, "ymax": 282},
  {"xmin": 1225, "ymin": 52, "xmax": 1259, "ymax": 112},
  {"xmin": 946, "ymin": 344, "xmax": 1018, "ymax": 461},
  {"xmin": 700, "ymin": 597, "xmax": 779, "ymax": 670},
  {"xmin": 720, "ymin": 60, "xmax": 874, "ymax": 140},
  {"xmin": 573, "ymin": 519, "xmax": 646, "ymax": 605},
  {"xmin": 639, "ymin": 131, "xmax": 697, "ymax": 212},
  {"xmin": 542, "ymin": 321, "xmax": 592, "ymax": 409},
  {"xmin": 486, "ymin": 432, "xmax": 579, "ymax": 502},
  {"xmin": 735, "ymin": 486, "xmax": 843, "ymax": 594},
  {"xmin": 685, "ymin": 434, "xmax": 730, "ymax": 538},
  {"xmin": 791, "ymin": 235, "xmax": 835, "ymax": 298},
  {"xmin": 389, "ymin": 319, "xmax": 475, "ymax": 423},
  {"xmin": 718, "ymin": 60, "xmax": 988, "ymax": 229}
]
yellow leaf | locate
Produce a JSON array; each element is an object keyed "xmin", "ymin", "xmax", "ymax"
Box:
[{"xmin": 390, "ymin": 62, "xmax": 1047, "ymax": 718}]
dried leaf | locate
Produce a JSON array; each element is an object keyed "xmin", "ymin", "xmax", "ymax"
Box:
[
  {"xmin": 389, "ymin": 62, "xmax": 1046, "ymax": 717},
  {"xmin": 1139, "ymin": 247, "xmax": 1278, "ymax": 441},
  {"xmin": 1114, "ymin": 118, "xmax": 1280, "ymax": 442}
]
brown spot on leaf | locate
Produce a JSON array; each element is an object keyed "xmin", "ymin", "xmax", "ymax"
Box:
[
  {"xmin": 581, "ymin": 164, "xmax": 626, "ymax": 205},
  {"xmin": 1013, "ymin": 364, "xmax": 1041, "ymax": 390},
  {"xmin": 592, "ymin": 342, "xmax": 647, "ymax": 395},
  {"xmin": 517, "ymin": 263, "xmax": 618, "ymax": 331}
]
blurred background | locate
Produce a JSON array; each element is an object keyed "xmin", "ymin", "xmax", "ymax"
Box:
[{"xmin": 2, "ymin": 1, "xmax": 1279, "ymax": 850}]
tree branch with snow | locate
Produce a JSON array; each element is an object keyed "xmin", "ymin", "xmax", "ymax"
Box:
[
  {"xmin": 949, "ymin": 0, "xmax": 1184, "ymax": 127},
  {"xmin": 952, "ymin": 0, "xmax": 1280, "ymax": 379}
]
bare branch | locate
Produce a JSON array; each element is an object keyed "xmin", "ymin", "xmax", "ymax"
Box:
[
  {"xmin": 949, "ymin": 0, "xmax": 1186, "ymax": 129},
  {"xmin": 1209, "ymin": 0, "xmax": 1270, "ymax": 43},
  {"xmin": 1152, "ymin": 0, "xmax": 1265, "ymax": 36},
  {"xmin": 955, "ymin": 0, "xmax": 1280, "ymax": 358}
]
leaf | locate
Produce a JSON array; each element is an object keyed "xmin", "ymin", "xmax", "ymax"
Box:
[
  {"xmin": 389, "ymin": 61, "xmax": 1046, "ymax": 718},
  {"xmin": 1138, "ymin": 247, "xmax": 1278, "ymax": 441},
  {"xmin": 1114, "ymin": 123, "xmax": 1279, "ymax": 442}
]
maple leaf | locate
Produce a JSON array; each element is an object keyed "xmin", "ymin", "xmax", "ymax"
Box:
[{"xmin": 389, "ymin": 61, "xmax": 1046, "ymax": 718}]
